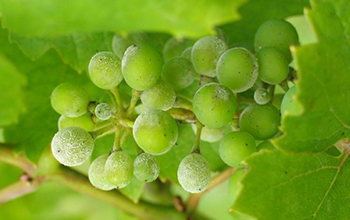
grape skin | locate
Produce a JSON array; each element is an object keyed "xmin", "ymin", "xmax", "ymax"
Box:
[
  {"xmin": 112, "ymin": 32, "xmax": 148, "ymax": 59},
  {"xmin": 254, "ymin": 88, "xmax": 270, "ymax": 105},
  {"xmin": 191, "ymin": 124, "xmax": 226, "ymax": 143},
  {"xmin": 133, "ymin": 153, "xmax": 160, "ymax": 183},
  {"xmin": 219, "ymin": 131, "xmax": 256, "ymax": 167},
  {"xmin": 140, "ymin": 80, "xmax": 176, "ymax": 111},
  {"xmin": 163, "ymin": 37, "xmax": 188, "ymax": 61},
  {"xmin": 191, "ymin": 36, "xmax": 227, "ymax": 77},
  {"xmin": 50, "ymin": 82, "xmax": 90, "ymax": 118},
  {"xmin": 58, "ymin": 113, "xmax": 95, "ymax": 131},
  {"xmin": 239, "ymin": 104, "xmax": 281, "ymax": 140},
  {"xmin": 122, "ymin": 44, "xmax": 163, "ymax": 91},
  {"xmin": 88, "ymin": 51, "xmax": 123, "ymax": 90},
  {"xmin": 133, "ymin": 109, "xmax": 178, "ymax": 155},
  {"xmin": 181, "ymin": 46, "xmax": 193, "ymax": 62},
  {"xmin": 281, "ymin": 86, "xmax": 303, "ymax": 116},
  {"xmin": 95, "ymin": 103, "xmax": 113, "ymax": 121},
  {"xmin": 105, "ymin": 151, "xmax": 134, "ymax": 189},
  {"xmin": 51, "ymin": 127, "xmax": 94, "ymax": 167},
  {"xmin": 88, "ymin": 154, "xmax": 115, "ymax": 191},
  {"xmin": 255, "ymin": 19, "xmax": 299, "ymax": 62},
  {"xmin": 161, "ymin": 56, "xmax": 196, "ymax": 90},
  {"xmin": 177, "ymin": 153, "xmax": 211, "ymax": 194},
  {"xmin": 193, "ymin": 83, "xmax": 237, "ymax": 128},
  {"xmin": 217, "ymin": 47, "xmax": 258, "ymax": 93},
  {"xmin": 256, "ymin": 47, "xmax": 289, "ymax": 84},
  {"xmin": 257, "ymin": 141, "xmax": 275, "ymax": 151}
]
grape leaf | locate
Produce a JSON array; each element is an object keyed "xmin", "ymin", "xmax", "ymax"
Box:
[
  {"xmin": 53, "ymin": 33, "xmax": 114, "ymax": 73},
  {"xmin": 275, "ymin": 0, "xmax": 350, "ymax": 152},
  {"xmin": 0, "ymin": 52, "xmax": 26, "ymax": 127},
  {"xmin": 218, "ymin": 0, "xmax": 309, "ymax": 47},
  {"xmin": 0, "ymin": 0, "xmax": 246, "ymax": 38},
  {"xmin": 233, "ymin": 150, "xmax": 350, "ymax": 220},
  {"xmin": 9, "ymin": 34, "xmax": 52, "ymax": 60}
]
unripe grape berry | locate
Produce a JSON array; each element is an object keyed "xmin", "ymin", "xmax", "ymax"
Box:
[
  {"xmin": 177, "ymin": 153, "xmax": 211, "ymax": 193},
  {"xmin": 133, "ymin": 153, "xmax": 160, "ymax": 182},
  {"xmin": 105, "ymin": 151, "xmax": 133, "ymax": 189},
  {"xmin": 161, "ymin": 56, "xmax": 196, "ymax": 90},
  {"xmin": 192, "ymin": 36, "xmax": 227, "ymax": 77},
  {"xmin": 219, "ymin": 131, "xmax": 256, "ymax": 167},
  {"xmin": 239, "ymin": 104, "xmax": 281, "ymax": 140},
  {"xmin": 88, "ymin": 51, "xmax": 123, "ymax": 90},
  {"xmin": 140, "ymin": 80, "xmax": 176, "ymax": 110},
  {"xmin": 51, "ymin": 126, "xmax": 94, "ymax": 167},
  {"xmin": 193, "ymin": 83, "xmax": 237, "ymax": 128},
  {"xmin": 122, "ymin": 44, "xmax": 163, "ymax": 91},
  {"xmin": 89, "ymin": 154, "xmax": 115, "ymax": 191},
  {"xmin": 217, "ymin": 48, "xmax": 258, "ymax": 93},
  {"xmin": 50, "ymin": 82, "xmax": 90, "ymax": 117},
  {"xmin": 133, "ymin": 109, "xmax": 178, "ymax": 155},
  {"xmin": 58, "ymin": 113, "xmax": 95, "ymax": 131}
]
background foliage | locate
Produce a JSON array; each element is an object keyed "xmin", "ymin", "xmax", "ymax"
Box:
[{"xmin": 1, "ymin": 0, "xmax": 349, "ymax": 219}]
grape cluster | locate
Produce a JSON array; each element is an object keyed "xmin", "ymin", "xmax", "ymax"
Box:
[{"xmin": 50, "ymin": 19, "xmax": 300, "ymax": 194}]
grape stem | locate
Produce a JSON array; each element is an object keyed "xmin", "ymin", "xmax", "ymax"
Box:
[
  {"xmin": 113, "ymin": 128, "xmax": 122, "ymax": 151},
  {"xmin": 186, "ymin": 168, "xmax": 235, "ymax": 214},
  {"xmin": 90, "ymin": 124, "xmax": 116, "ymax": 140},
  {"xmin": 173, "ymin": 98, "xmax": 193, "ymax": 111},
  {"xmin": 176, "ymin": 93, "xmax": 193, "ymax": 103},
  {"xmin": 192, "ymin": 120, "xmax": 203, "ymax": 153},
  {"xmin": 167, "ymin": 109, "xmax": 196, "ymax": 122},
  {"xmin": 120, "ymin": 129, "xmax": 132, "ymax": 147},
  {"xmin": 0, "ymin": 179, "xmax": 40, "ymax": 204},
  {"xmin": 279, "ymin": 80, "xmax": 289, "ymax": 92},
  {"xmin": 111, "ymin": 86, "xmax": 125, "ymax": 114},
  {"xmin": 127, "ymin": 89, "xmax": 142, "ymax": 118}
]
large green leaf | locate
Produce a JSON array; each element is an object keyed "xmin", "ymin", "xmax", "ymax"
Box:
[
  {"xmin": 0, "ymin": 0, "xmax": 246, "ymax": 38},
  {"xmin": 0, "ymin": 53, "xmax": 26, "ymax": 127},
  {"xmin": 218, "ymin": 0, "xmax": 309, "ymax": 47},
  {"xmin": 233, "ymin": 150, "xmax": 350, "ymax": 220},
  {"xmin": 275, "ymin": 0, "xmax": 350, "ymax": 152}
]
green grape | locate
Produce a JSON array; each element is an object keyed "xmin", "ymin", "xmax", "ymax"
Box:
[
  {"xmin": 58, "ymin": 113, "xmax": 95, "ymax": 131},
  {"xmin": 105, "ymin": 151, "xmax": 133, "ymax": 189},
  {"xmin": 193, "ymin": 83, "xmax": 237, "ymax": 128},
  {"xmin": 239, "ymin": 104, "xmax": 281, "ymax": 140},
  {"xmin": 257, "ymin": 141, "xmax": 275, "ymax": 151},
  {"xmin": 191, "ymin": 36, "xmax": 227, "ymax": 77},
  {"xmin": 133, "ymin": 153, "xmax": 160, "ymax": 182},
  {"xmin": 133, "ymin": 109, "xmax": 178, "ymax": 155},
  {"xmin": 140, "ymin": 80, "xmax": 176, "ymax": 111},
  {"xmin": 88, "ymin": 51, "xmax": 123, "ymax": 90},
  {"xmin": 256, "ymin": 47, "xmax": 289, "ymax": 84},
  {"xmin": 122, "ymin": 44, "xmax": 163, "ymax": 91},
  {"xmin": 51, "ymin": 82, "xmax": 90, "ymax": 118},
  {"xmin": 88, "ymin": 154, "xmax": 115, "ymax": 191},
  {"xmin": 163, "ymin": 37, "xmax": 188, "ymax": 61},
  {"xmin": 217, "ymin": 48, "xmax": 258, "ymax": 93},
  {"xmin": 272, "ymin": 93, "xmax": 284, "ymax": 111},
  {"xmin": 112, "ymin": 32, "xmax": 148, "ymax": 59},
  {"xmin": 219, "ymin": 131, "xmax": 256, "ymax": 167},
  {"xmin": 95, "ymin": 103, "xmax": 113, "ymax": 120},
  {"xmin": 228, "ymin": 168, "xmax": 246, "ymax": 205},
  {"xmin": 255, "ymin": 19, "xmax": 299, "ymax": 62},
  {"xmin": 177, "ymin": 153, "xmax": 211, "ymax": 193},
  {"xmin": 51, "ymin": 127, "xmax": 94, "ymax": 167},
  {"xmin": 161, "ymin": 56, "xmax": 196, "ymax": 90},
  {"xmin": 181, "ymin": 46, "xmax": 192, "ymax": 62},
  {"xmin": 191, "ymin": 124, "xmax": 225, "ymax": 143},
  {"xmin": 254, "ymin": 88, "xmax": 270, "ymax": 105},
  {"xmin": 281, "ymin": 86, "xmax": 303, "ymax": 116}
]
